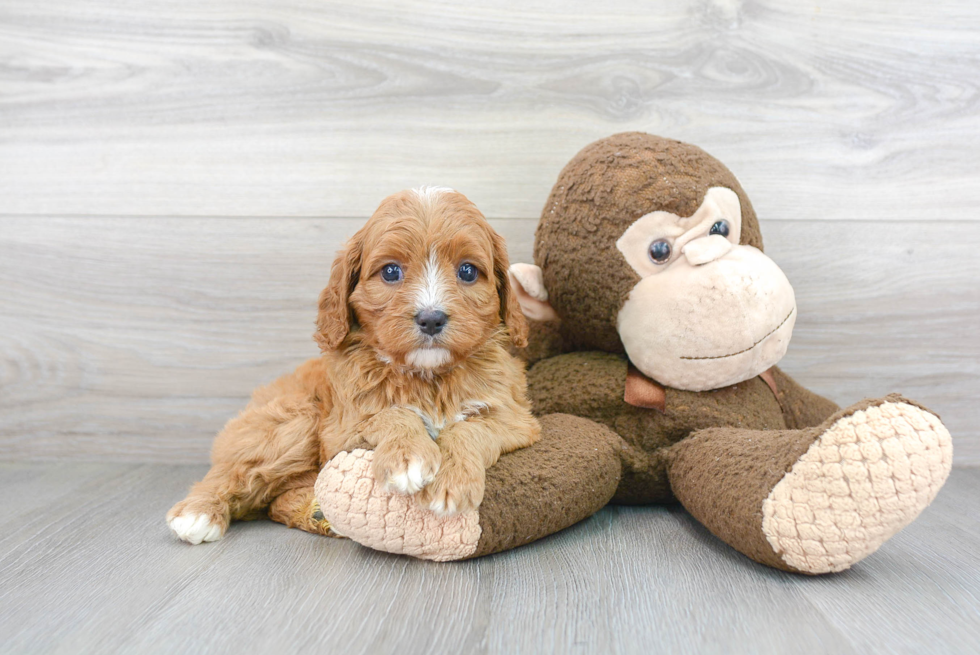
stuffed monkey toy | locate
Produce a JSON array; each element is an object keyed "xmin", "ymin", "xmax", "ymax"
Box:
[{"xmin": 314, "ymin": 133, "xmax": 953, "ymax": 573}]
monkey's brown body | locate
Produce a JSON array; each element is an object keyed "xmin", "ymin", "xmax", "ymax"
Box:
[
  {"xmin": 527, "ymin": 352, "xmax": 837, "ymax": 505},
  {"xmin": 317, "ymin": 133, "xmax": 953, "ymax": 573}
]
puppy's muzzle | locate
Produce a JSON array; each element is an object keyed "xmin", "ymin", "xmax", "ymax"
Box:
[{"xmin": 415, "ymin": 310, "xmax": 448, "ymax": 336}]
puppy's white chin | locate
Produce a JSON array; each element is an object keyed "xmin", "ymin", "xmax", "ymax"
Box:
[{"xmin": 405, "ymin": 347, "xmax": 452, "ymax": 369}]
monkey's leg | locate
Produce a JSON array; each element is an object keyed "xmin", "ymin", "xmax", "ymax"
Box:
[
  {"xmin": 315, "ymin": 414, "xmax": 623, "ymax": 561},
  {"xmin": 666, "ymin": 395, "xmax": 952, "ymax": 574},
  {"xmin": 768, "ymin": 365, "xmax": 840, "ymax": 429}
]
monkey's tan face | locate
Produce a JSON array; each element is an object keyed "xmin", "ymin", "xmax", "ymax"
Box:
[{"xmin": 614, "ymin": 187, "xmax": 796, "ymax": 391}]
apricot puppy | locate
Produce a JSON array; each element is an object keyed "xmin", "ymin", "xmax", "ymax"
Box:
[{"xmin": 166, "ymin": 187, "xmax": 540, "ymax": 544}]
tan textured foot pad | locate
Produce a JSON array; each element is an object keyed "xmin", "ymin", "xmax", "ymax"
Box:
[
  {"xmin": 762, "ymin": 401, "xmax": 952, "ymax": 574},
  {"xmin": 314, "ymin": 450, "xmax": 482, "ymax": 562}
]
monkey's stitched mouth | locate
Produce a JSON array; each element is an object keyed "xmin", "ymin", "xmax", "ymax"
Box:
[{"xmin": 679, "ymin": 307, "xmax": 795, "ymax": 361}]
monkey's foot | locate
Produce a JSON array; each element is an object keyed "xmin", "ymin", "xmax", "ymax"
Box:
[
  {"xmin": 671, "ymin": 395, "xmax": 953, "ymax": 574},
  {"xmin": 762, "ymin": 397, "xmax": 952, "ymax": 573}
]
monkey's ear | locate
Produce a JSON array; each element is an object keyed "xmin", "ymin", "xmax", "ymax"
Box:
[
  {"xmin": 508, "ymin": 263, "xmax": 559, "ymax": 323},
  {"xmin": 490, "ymin": 231, "xmax": 529, "ymax": 348},
  {"xmin": 314, "ymin": 233, "xmax": 363, "ymax": 352}
]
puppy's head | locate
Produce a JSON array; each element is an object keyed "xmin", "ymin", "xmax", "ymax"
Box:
[{"xmin": 315, "ymin": 187, "xmax": 527, "ymax": 370}]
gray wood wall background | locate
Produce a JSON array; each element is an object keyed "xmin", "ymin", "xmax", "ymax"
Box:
[{"xmin": 1, "ymin": 0, "xmax": 978, "ymax": 465}]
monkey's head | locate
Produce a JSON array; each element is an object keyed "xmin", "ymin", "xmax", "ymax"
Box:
[{"xmin": 510, "ymin": 132, "xmax": 796, "ymax": 391}]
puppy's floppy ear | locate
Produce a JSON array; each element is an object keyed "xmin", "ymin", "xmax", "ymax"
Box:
[
  {"xmin": 491, "ymin": 230, "xmax": 529, "ymax": 348},
  {"xmin": 315, "ymin": 232, "xmax": 363, "ymax": 352}
]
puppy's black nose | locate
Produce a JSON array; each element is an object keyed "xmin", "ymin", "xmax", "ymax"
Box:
[{"xmin": 415, "ymin": 310, "xmax": 448, "ymax": 336}]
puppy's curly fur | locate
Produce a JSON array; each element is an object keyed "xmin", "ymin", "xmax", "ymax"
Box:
[{"xmin": 167, "ymin": 188, "xmax": 541, "ymax": 544}]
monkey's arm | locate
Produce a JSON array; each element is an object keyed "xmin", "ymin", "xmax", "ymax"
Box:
[
  {"xmin": 770, "ymin": 366, "xmax": 840, "ymax": 429},
  {"xmin": 526, "ymin": 351, "xmax": 627, "ymax": 418},
  {"xmin": 316, "ymin": 413, "xmax": 623, "ymax": 561}
]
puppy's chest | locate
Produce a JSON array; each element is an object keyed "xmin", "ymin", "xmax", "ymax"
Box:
[
  {"xmin": 401, "ymin": 398, "xmax": 490, "ymax": 439},
  {"xmin": 364, "ymin": 385, "xmax": 490, "ymax": 440}
]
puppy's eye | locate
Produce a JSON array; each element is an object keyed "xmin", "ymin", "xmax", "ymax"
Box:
[
  {"xmin": 380, "ymin": 263, "xmax": 403, "ymax": 283},
  {"xmin": 648, "ymin": 240, "xmax": 671, "ymax": 264},
  {"xmin": 457, "ymin": 263, "xmax": 478, "ymax": 283},
  {"xmin": 709, "ymin": 220, "xmax": 730, "ymax": 237}
]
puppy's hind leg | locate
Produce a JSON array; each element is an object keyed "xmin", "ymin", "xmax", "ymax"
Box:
[
  {"xmin": 167, "ymin": 393, "xmax": 321, "ymax": 544},
  {"xmin": 267, "ymin": 471, "xmax": 339, "ymax": 537}
]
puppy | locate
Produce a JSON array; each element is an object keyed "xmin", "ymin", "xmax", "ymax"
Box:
[{"xmin": 167, "ymin": 187, "xmax": 541, "ymax": 544}]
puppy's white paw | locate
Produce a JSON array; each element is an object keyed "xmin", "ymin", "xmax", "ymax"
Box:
[
  {"xmin": 386, "ymin": 459, "xmax": 436, "ymax": 495},
  {"xmin": 416, "ymin": 464, "xmax": 485, "ymax": 517},
  {"xmin": 427, "ymin": 495, "xmax": 458, "ymax": 517},
  {"xmin": 169, "ymin": 513, "xmax": 225, "ymax": 545},
  {"xmin": 373, "ymin": 439, "xmax": 441, "ymax": 496}
]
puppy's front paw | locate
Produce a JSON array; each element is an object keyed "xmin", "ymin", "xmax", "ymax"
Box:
[
  {"xmin": 372, "ymin": 438, "xmax": 441, "ymax": 495},
  {"xmin": 416, "ymin": 460, "xmax": 485, "ymax": 516}
]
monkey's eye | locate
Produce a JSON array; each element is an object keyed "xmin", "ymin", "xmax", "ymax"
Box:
[
  {"xmin": 648, "ymin": 240, "xmax": 671, "ymax": 264},
  {"xmin": 380, "ymin": 263, "xmax": 403, "ymax": 283},
  {"xmin": 457, "ymin": 262, "xmax": 478, "ymax": 283},
  {"xmin": 709, "ymin": 220, "xmax": 730, "ymax": 237}
]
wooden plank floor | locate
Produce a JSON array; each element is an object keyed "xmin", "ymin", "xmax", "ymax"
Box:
[{"xmin": 1, "ymin": 463, "xmax": 977, "ymax": 654}]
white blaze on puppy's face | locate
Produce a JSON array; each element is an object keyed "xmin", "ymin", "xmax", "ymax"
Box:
[
  {"xmin": 415, "ymin": 251, "xmax": 449, "ymax": 316},
  {"xmin": 614, "ymin": 187, "xmax": 797, "ymax": 391},
  {"xmin": 405, "ymin": 250, "xmax": 452, "ymax": 369},
  {"xmin": 411, "ymin": 185, "xmax": 455, "ymax": 206}
]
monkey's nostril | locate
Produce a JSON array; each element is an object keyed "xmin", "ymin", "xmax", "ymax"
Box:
[{"xmin": 415, "ymin": 310, "xmax": 448, "ymax": 336}]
